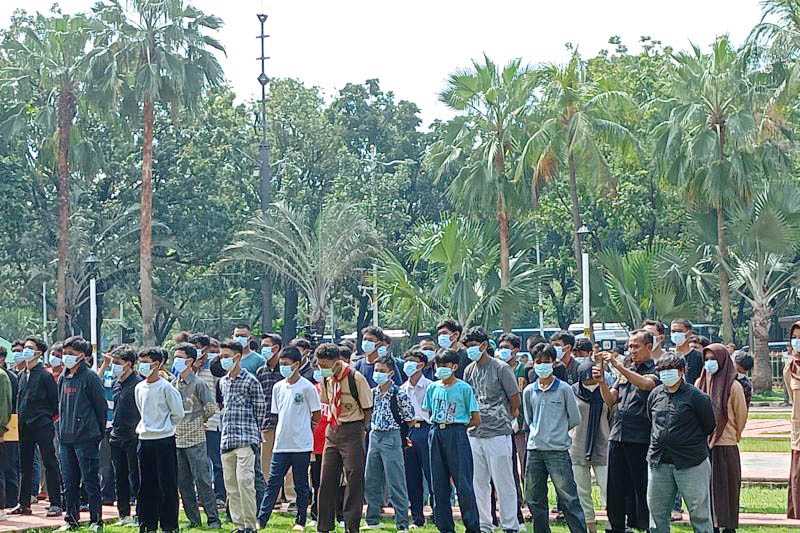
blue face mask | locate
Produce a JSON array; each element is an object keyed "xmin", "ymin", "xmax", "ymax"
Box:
[
  {"xmin": 235, "ymin": 336, "xmax": 249, "ymax": 348},
  {"xmin": 791, "ymin": 338, "xmax": 800, "ymax": 352},
  {"xmin": 63, "ymin": 354, "xmax": 80, "ymax": 369},
  {"xmin": 435, "ymin": 366, "xmax": 453, "ymax": 380},
  {"xmin": 172, "ymin": 358, "xmax": 188, "ymax": 375},
  {"xmin": 7, "ymin": 351, "xmax": 17, "ymax": 364},
  {"xmin": 497, "ymin": 348, "xmax": 513, "ymax": 362},
  {"xmin": 221, "ymin": 357, "xmax": 236, "ymax": 371},
  {"xmin": 20, "ymin": 348, "xmax": 35, "ymax": 362},
  {"xmin": 659, "ymin": 369, "xmax": 681, "ymax": 387},
  {"xmin": 403, "ymin": 361, "xmax": 420, "ymax": 377},
  {"xmin": 361, "ymin": 340, "xmax": 376, "ymax": 354},
  {"xmin": 373, "ymin": 371, "xmax": 390, "ymax": 385},
  {"xmin": 421, "ymin": 349, "xmax": 435, "ymax": 361},
  {"xmin": 671, "ymin": 332, "xmax": 687, "ymax": 347},
  {"xmin": 137, "ymin": 362, "xmax": 152, "ymax": 377},
  {"xmin": 534, "ymin": 362, "xmax": 554, "ymax": 379},
  {"xmin": 437, "ymin": 334, "xmax": 452, "ymax": 349},
  {"xmin": 111, "ymin": 363, "xmax": 125, "ymax": 378},
  {"xmin": 554, "ymin": 346, "xmax": 564, "ymax": 361},
  {"xmin": 279, "ymin": 365, "xmax": 294, "ymax": 379},
  {"xmin": 313, "ymin": 369, "xmax": 323, "ymax": 382},
  {"xmin": 466, "ymin": 345, "xmax": 482, "ymax": 361},
  {"xmin": 377, "ymin": 345, "xmax": 388, "ymax": 357},
  {"xmin": 704, "ymin": 359, "xmax": 719, "ymax": 375},
  {"xmin": 49, "ymin": 356, "xmax": 63, "ymax": 368}
]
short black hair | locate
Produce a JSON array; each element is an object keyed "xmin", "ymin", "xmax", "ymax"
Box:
[
  {"xmin": 671, "ymin": 319, "xmax": 693, "ymax": 331},
  {"xmin": 436, "ymin": 319, "xmax": 462, "ymax": 335},
  {"xmin": 549, "ymin": 331, "xmax": 575, "ymax": 348},
  {"xmin": 189, "ymin": 333, "xmax": 210, "ymax": 348},
  {"xmin": 25, "ymin": 336, "xmax": 48, "ymax": 353},
  {"xmin": 463, "ymin": 326, "xmax": 489, "ymax": 345},
  {"xmin": 403, "ymin": 349, "xmax": 426, "ymax": 362},
  {"xmin": 434, "ymin": 349, "xmax": 461, "ymax": 366},
  {"xmin": 630, "ymin": 329, "xmax": 654, "ymax": 347},
  {"xmin": 234, "ymin": 324, "xmax": 252, "ymax": 332},
  {"xmin": 498, "ymin": 333, "xmax": 521, "ymax": 350},
  {"xmin": 526, "ymin": 334, "xmax": 546, "ymax": 351},
  {"xmin": 11, "ymin": 339, "xmax": 24, "ymax": 350},
  {"xmin": 315, "ymin": 343, "xmax": 340, "ymax": 361},
  {"xmin": 173, "ymin": 331, "xmax": 191, "ymax": 344},
  {"xmin": 262, "ymin": 333, "xmax": 283, "ymax": 347},
  {"xmin": 209, "ymin": 337, "xmax": 220, "ymax": 348},
  {"xmin": 0, "ymin": 346, "xmax": 6, "ymax": 357},
  {"xmin": 281, "ymin": 346, "xmax": 302, "ymax": 363},
  {"xmin": 339, "ymin": 339, "xmax": 355, "ymax": 352},
  {"xmin": 361, "ymin": 326, "xmax": 386, "ymax": 342},
  {"xmin": 110, "ymin": 344, "xmax": 138, "ymax": 365},
  {"xmin": 656, "ymin": 355, "xmax": 686, "ymax": 372},
  {"xmin": 291, "ymin": 338, "xmax": 311, "ymax": 351},
  {"xmin": 694, "ymin": 335, "xmax": 711, "ymax": 348},
  {"xmin": 531, "ymin": 342, "xmax": 557, "ymax": 362},
  {"xmin": 337, "ymin": 344, "xmax": 353, "ymax": 361},
  {"xmin": 50, "ymin": 342, "xmax": 64, "ymax": 354},
  {"xmin": 643, "ymin": 319, "xmax": 666, "ymax": 335},
  {"xmin": 734, "ymin": 351, "xmax": 754, "ymax": 371},
  {"xmin": 375, "ymin": 355, "xmax": 395, "ymax": 370},
  {"xmin": 175, "ymin": 342, "xmax": 198, "ymax": 360},
  {"xmin": 220, "ymin": 339, "xmax": 243, "ymax": 354},
  {"xmin": 138, "ymin": 346, "xmax": 166, "ymax": 363},
  {"xmin": 575, "ymin": 339, "xmax": 593, "ymax": 353},
  {"xmin": 63, "ymin": 336, "xmax": 92, "ymax": 358}
]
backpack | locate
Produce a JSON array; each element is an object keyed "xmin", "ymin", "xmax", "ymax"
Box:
[
  {"xmin": 388, "ymin": 388, "xmax": 411, "ymax": 447},
  {"xmin": 323, "ymin": 371, "xmax": 362, "ymax": 413}
]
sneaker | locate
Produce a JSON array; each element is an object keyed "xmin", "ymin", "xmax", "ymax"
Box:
[
  {"xmin": 409, "ymin": 526, "xmax": 418, "ymax": 530},
  {"xmin": 55, "ymin": 525, "xmax": 79, "ymax": 532},
  {"xmin": 308, "ymin": 520, "xmax": 317, "ymax": 528},
  {"xmin": 46, "ymin": 505, "xmax": 63, "ymax": 517},
  {"xmin": 216, "ymin": 499, "xmax": 227, "ymax": 510},
  {"xmin": 9, "ymin": 506, "xmax": 32, "ymax": 516},
  {"xmin": 361, "ymin": 524, "xmax": 380, "ymax": 530},
  {"xmin": 287, "ymin": 501, "xmax": 298, "ymax": 511},
  {"xmin": 80, "ymin": 504, "xmax": 89, "ymax": 512},
  {"xmin": 30, "ymin": 496, "xmax": 38, "ymax": 506},
  {"xmin": 292, "ymin": 525, "xmax": 305, "ymax": 531},
  {"xmin": 88, "ymin": 523, "xmax": 103, "ymax": 533},
  {"xmin": 0, "ymin": 511, "xmax": 7, "ymax": 521},
  {"xmin": 670, "ymin": 510, "xmax": 683, "ymax": 522},
  {"xmin": 117, "ymin": 516, "xmax": 136, "ymax": 527}
]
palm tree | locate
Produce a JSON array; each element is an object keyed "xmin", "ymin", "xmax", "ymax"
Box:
[
  {"xmin": 1, "ymin": 13, "xmax": 92, "ymax": 340},
  {"xmin": 652, "ymin": 36, "xmax": 768, "ymax": 343},
  {"xmin": 90, "ymin": 0, "xmax": 225, "ymax": 344},
  {"xmin": 226, "ymin": 201, "xmax": 379, "ymax": 336},
  {"xmin": 428, "ymin": 56, "xmax": 533, "ymax": 331},
  {"xmin": 518, "ymin": 51, "xmax": 637, "ymax": 283}
]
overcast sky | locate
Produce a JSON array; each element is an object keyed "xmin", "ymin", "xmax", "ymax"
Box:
[{"xmin": 0, "ymin": 0, "xmax": 764, "ymax": 126}]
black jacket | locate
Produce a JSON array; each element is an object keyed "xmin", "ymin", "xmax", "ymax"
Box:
[
  {"xmin": 58, "ymin": 363, "xmax": 107, "ymax": 444},
  {"xmin": 683, "ymin": 349, "xmax": 704, "ymax": 386},
  {"xmin": 110, "ymin": 372, "xmax": 142, "ymax": 444},
  {"xmin": 18, "ymin": 363, "xmax": 58, "ymax": 428},
  {"xmin": 646, "ymin": 381, "xmax": 716, "ymax": 469}
]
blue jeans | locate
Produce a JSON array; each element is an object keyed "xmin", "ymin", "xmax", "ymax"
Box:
[
  {"xmin": 61, "ymin": 441, "xmax": 102, "ymax": 526},
  {"xmin": 365, "ymin": 429, "xmax": 410, "ymax": 530},
  {"xmin": 257, "ymin": 452, "xmax": 311, "ymax": 526},
  {"xmin": 177, "ymin": 443, "xmax": 220, "ymax": 526},
  {"xmin": 205, "ymin": 430, "xmax": 226, "ymax": 501},
  {"xmin": 647, "ymin": 459, "xmax": 713, "ymax": 533},
  {"xmin": 252, "ymin": 443, "xmax": 266, "ymax": 514},
  {"xmin": 428, "ymin": 424, "xmax": 479, "ymax": 533},
  {"xmin": 1, "ymin": 442, "xmax": 19, "ymax": 508},
  {"xmin": 525, "ymin": 449, "xmax": 586, "ymax": 533},
  {"xmin": 404, "ymin": 424, "xmax": 432, "ymax": 526}
]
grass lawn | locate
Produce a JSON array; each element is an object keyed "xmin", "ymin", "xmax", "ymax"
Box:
[
  {"xmin": 740, "ymin": 436, "xmax": 791, "ymax": 453},
  {"xmin": 747, "ymin": 412, "xmax": 791, "ymax": 420},
  {"xmin": 751, "ymin": 388, "xmax": 785, "ymax": 403}
]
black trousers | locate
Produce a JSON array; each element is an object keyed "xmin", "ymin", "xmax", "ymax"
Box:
[
  {"xmin": 110, "ymin": 439, "xmax": 139, "ymax": 518},
  {"xmin": 0, "ymin": 442, "xmax": 19, "ymax": 508},
  {"xmin": 19, "ymin": 422, "xmax": 62, "ymax": 509},
  {"xmin": 607, "ymin": 440, "xmax": 649, "ymax": 532},
  {"xmin": 137, "ymin": 436, "xmax": 178, "ymax": 532}
]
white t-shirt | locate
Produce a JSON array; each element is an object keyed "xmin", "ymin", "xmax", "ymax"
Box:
[{"xmin": 271, "ymin": 376, "xmax": 321, "ymax": 453}]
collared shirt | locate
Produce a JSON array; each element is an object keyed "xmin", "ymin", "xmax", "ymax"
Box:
[
  {"xmin": 240, "ymin": 351, "xmax": 266, "ymax": 377},
  {"xmin": 320, "ymin": 369, "xmax": 374, "ymax": 423},
  {"xmin": 464, "ymin": 357, "xmax": 519, "ymax": 438},
  {"xmin": 371, "ymin": 383, "xmax": 414, "ymax": 432},
  {"xmin": 647, "ymin": 381, "xmax": 716, "ymax": 469},
  {"xmin": 175, "ymin": 372, "xmax": 215, "ymax": 448},
  {"xmin": 196, "ymin": 368, "xmax": 220, "ymax": 431},
  {"xmin": 255, "ymin": 361, "xmax": 282, "ymax": 430},
  {"xmin": 523, "ymin": 378, "xmax": 581, "ymax": 451},
  {"xmin": 400, "ymin": 375, "xmax": 432, "ymax": 423},
  {"xmin": 111, "ymin": 372, "xmax": 142, "ymax": 444},
  {"xmin": 18, "ymin": 363, "xmax": 59, "ymax": 429},
  {"xmin": 219, "ymin": 370, "xmax": 267, "ymax": 453},
  {"xmin": 609, "ymin": 359, "xmax": 659, "ymax": 444}
]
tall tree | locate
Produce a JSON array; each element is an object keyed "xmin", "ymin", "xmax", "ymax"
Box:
[
  {"xmin": 91, "ymin": 0, "xmax": 225, "ymax": 343},
  {"xmin": 1, "ymin": 12, "xmax": 92, "ymax": 340},
  {"xmin": 429, "ymin": 56, "xmax": 533, "ymax": 331}
]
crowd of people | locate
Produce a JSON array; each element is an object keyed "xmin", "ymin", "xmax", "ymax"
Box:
[{"xmin": 0, "ymin": 317, "xmax": 798, "ymax": 533}]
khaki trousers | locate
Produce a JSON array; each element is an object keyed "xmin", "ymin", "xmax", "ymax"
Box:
[
  {"xmin": 261, "ymin": 429, "xmax": 295, "ymax": 501},
  {"xmin": 222, "ymin": 446, "xmax": 257, "ymax": 530}
]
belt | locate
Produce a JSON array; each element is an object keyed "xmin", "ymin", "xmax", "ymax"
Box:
[
  {"xmin": 408, "ymin": 421, "xmax": 429, "ymax": 428},
  {"xmin": 434, "ymin": 422, "xmax": 465, "ymax": 430}
]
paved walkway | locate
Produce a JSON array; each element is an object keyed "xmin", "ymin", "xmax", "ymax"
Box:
[
  {"xmin": 743, "ymin": 418, "xmax": 792, "ymax": 438},
  {"xmin": 742, "ymin": 451, "xmax": 791, "ymax": 482}
]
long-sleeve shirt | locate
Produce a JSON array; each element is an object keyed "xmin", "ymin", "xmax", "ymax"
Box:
[
  {"xmin": 175, "ymin": 372, "xmax": 215, "ymax": 448},
  {"xmin": 219, "ymin": 370, "xmax": 267, "ymax": 453},
  {"xmin": 647, "ymin": 382, "xmax": 716, "ymax": 469},
  {"xmin": 784, "ymin": 360, "xmax": 800, "ymax": 451},
  {"xmin": 135, "ymin": 377, "xmax": 185, "ymax": 440},
  {"xmin": 255, "ymin": 362, "xmax": 282, "ymax": 430},
  {"xmin": 709, "ymin": 379, "xmax": 748, "ymax": 447},
  {"xmin": 59, "ymin": 363, "xmax": 107, "ymax": 444},
  {"xmin": 0, "ymin": 368, "xmax": 11, "ymax": 435},
  {"xmin": 196, "ymin": 368, "xmax": 220, "ymax": 432},
  {"xmin": 18, "ymin": 363, "xmax": 59, "ymax": 429},
  {"xmin": 111, "ymin": 373, "xmax": 142, "ymax": 444},
  {"xmin": 523, "ymin": 378, "xmax": 581, "ymax": 451}
]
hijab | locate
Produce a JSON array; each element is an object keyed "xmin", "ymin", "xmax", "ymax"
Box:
[
  {"xmin": 789, "ymin": 322, "xmax": 800, "ymax": 383},
  {"xmin": 697, "ymin": 342, "xmax": 736, "ymax": 442}
]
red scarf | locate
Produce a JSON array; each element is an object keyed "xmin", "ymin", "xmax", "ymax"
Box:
[{"xmin": 329, "ymin": 365, "xmax": 351, "ymax": 428}]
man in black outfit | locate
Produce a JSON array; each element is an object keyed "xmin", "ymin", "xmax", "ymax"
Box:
[
  {"xmin": 669, "ymin": 319, "xmax": 704, "ymax": 385},
  {"xmin": 11, "ymin": 337, "xmax": 63, "ymax": 517}
]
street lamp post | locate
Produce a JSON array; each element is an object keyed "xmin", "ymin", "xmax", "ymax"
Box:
[
  {"xmin": 576, "ymin": 225, "xmax": 592, "ymax": 340},
  {"xmin": 85, "ymin": 252, "xmax": 100, "ymax": 369}
]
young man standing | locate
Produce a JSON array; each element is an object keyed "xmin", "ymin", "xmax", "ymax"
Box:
[
  {"xmin": 173, "ymin": 343, "xmax": 221, "ymax": 529},
  {"xmin": 58, "ymin": 336, "xmax": 107, "ymax": 531},
  {"xmin": 95, "ymin": 350, "xmax": 117, "ymax": 507},
  {"xmin": 256, "ymin": 346, "xmax": 321, "ymax": 531},
  {"xmin": 462, "ymin": 327, "xmax": 521, "ymax": 533},
  {"xmin": 423, "ymin": 349, "xmax": 481, "ymax": 533},
  {"xmin": 108, "ymin": 345, "xmax": 141, "ymax": 527},
  {"xmin": 435, "ymin": 319, "xmax": 469, "ymax": 379},
  {"xmin": 135, "ymin": 347, "xmax": 185, "ymax": 533},
  {"xmin": 642, "ymin": 320, "xmax": 667, "ymax": 361},
  {"xmin": 550, "ymin": 331, "xmax": 581, "ymax": 385},
  {"xmin": 12, "ymin": 337, "xmax": 63, "ymax": 518},
  {"xmin": 364, "ymin": 355, "xmax": 414, "ymax": 532},
  {"xmin": 733, "ymin": 352, "xmax": 754, "ymax": 408},
  {"xmin": 647, "ymin": 355, "xmax": 716, "ymax": 533},
  {"xmin": 219, "ymin": 339, "xmax": 267, "ymax": 533},
  {"xmin": 0, "ymin": 363, "xmax": 12, "ymax": 521},
  {"xmin": 599, "ymin": 330, "xmax": 660, "ymax": 533},
  {"xmin": 255, "ymin": 333, "xmax": 285, "ymax": 501},
  {"xmin": 233, "ymin": 325, "xmax": 265, "ymax": 376},
  {"xmin": 0, "ymin": 345, "xmax": 20, "ymax": 513},
  {"xmin": 670, "ymin": 319, "xmax": 704, "ymax": 386},
  {"xmin": 400, "ymin": 349, "xmax": 433, "ymax": 528},
  {"xmin": 354, "ymin": 326, "xmax": 403, "ymax": 388},
  {"xmin": 317, "ymin": 343, "xmax": 373, "ymax": 533}
]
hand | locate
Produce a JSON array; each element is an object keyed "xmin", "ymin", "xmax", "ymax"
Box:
[
  {"xmin": 406, "ymin": 437, "xmax": 413, "ymax": 448},
  {"xmin": 591, "ymin": 367, "xmax": 604, "ymax": 381},
  {"xmin": 103, "ymin": 354, "xmax": 112, "ymax": 366},
  {"xmin": 602, "ymin": 352, "xmax": 621, "ymax": 369}
]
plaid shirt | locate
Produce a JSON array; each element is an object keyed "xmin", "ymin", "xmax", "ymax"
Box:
[
  {"xmin": 255, "ymin": 362, "xmax": 282, "ymax": 430},
  {"xmin": 371, "ymin": 383, "xmax": 414, "ymax": 432},
  {"xmin": 175, "ymin": 372, "xmax": 215, "ymax": 449},
  {"xmin": 196, "ymin": 368, "xmax": 220, "ymax": 431},
  {"xmin": 219, "ymin": 370, "xmax": 266, "ymax": 453}
]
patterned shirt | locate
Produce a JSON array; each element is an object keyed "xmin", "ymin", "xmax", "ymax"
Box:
[
  {"xmin": 175, "ymin": 372, "xmax": 215, "ymax": 448},
  {"xmin": 196, "ymin": 368, "xmax": 220, "ymax": 431},
  {"xmin": 371, "ymin": 383, "xmax": 414, "ymax": 432},
  {"xmin": 255, "ymin": 362, "xmax": 282, "ymax": 430},
  {"xmin": 219, "ymin": 370, "xmax": 267, "ymax": 453}
]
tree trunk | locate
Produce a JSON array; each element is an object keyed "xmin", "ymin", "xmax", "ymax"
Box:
[
  {"xmin": 55, "ymin": 90, "xmax": 76, "ymax": 341},
  {"xmin": 140, "ymin": 99, "xmax": 156, "ymax": 345},
  {"xmin": 282, "ymin": 283, "xmax": 298, "ymax": 343},
  {"xmin": 356, "ymin": 294, "xmax": 370, "ymax": 352},
  {"xmin": 497, "ymin": 192, "xmax": 512, "ymax": 333},
  {"xmin": 751, "ymin": 303, "xmax": 773, "ymax": 393},
  {"xmin": 717, "ymin": 206, "xmax": 734, "ymax": 343},
  {"xmin": 567, "ymin": 154, "xmax": 584, "ymax": 281},
  {"xmin": 260, "ymin": 276, "xmax": 273, "ymax": 333}
]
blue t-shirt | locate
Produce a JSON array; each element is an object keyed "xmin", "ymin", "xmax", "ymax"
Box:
[
  {"xmin": 422, "ymin": 379, "xmax": 479, "ymax": 425},
  {"xmin": 240, "ymin": 352, "xmax": 266, "ymax": 376}
]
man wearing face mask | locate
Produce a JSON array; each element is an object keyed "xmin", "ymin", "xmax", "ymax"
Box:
[
  {"xmin": 12, "ymin": 336, "xmax": 63, "ymax": 518},
  {"xmin": 599, "ymin": 329, "xmax": 660, "ymax": 533},
  {"xmin": 642, "ymin": 320, "xmax": 667, "ymax": 362},
  {"xmin": 58, "ymin": 336, "xmax": 107, "ymax": 531},
  {"xmin": 233, "ymin": 324, "xmax": 265, "ymax": 376},
  {"xmin": 549, "ymin": 331, "xmax": 581, "ymax": 385},
  {"xmin": 256, "ymin": 333, "xmax": 286, "ymax": 492},
  {"xmin": 499, "ymin": 332, "xmax": 528, "ymax": 524},
  {"xmin": 670, "ymin": 319, "xmax": 704, "ymax": 386},
  {"xmin": 354, "ymin": 326, "xmax": 403, "ymax": 388},
  {"xmin": 646, "ymin": 355, "xmax": 716, "ymax": 533},
  {"xmin": 0, "ymin": 345, "xmax": 20, "ymax": 512},
  {"xmin": 463, "ymin": 327, "xmax": 521, "ymax": 533},
  {"xmin": 436, "ymin": 319, "xmax": 470, "ymax": 379}
]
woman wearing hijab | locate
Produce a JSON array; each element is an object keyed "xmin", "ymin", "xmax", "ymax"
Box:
[
  {"xmin": 696, "ymin": 343, "xmax": 748, "ymax": 532},
  {"xmin": 786, "ymin": 322, "xmax": 800, "ymax": 519}
]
